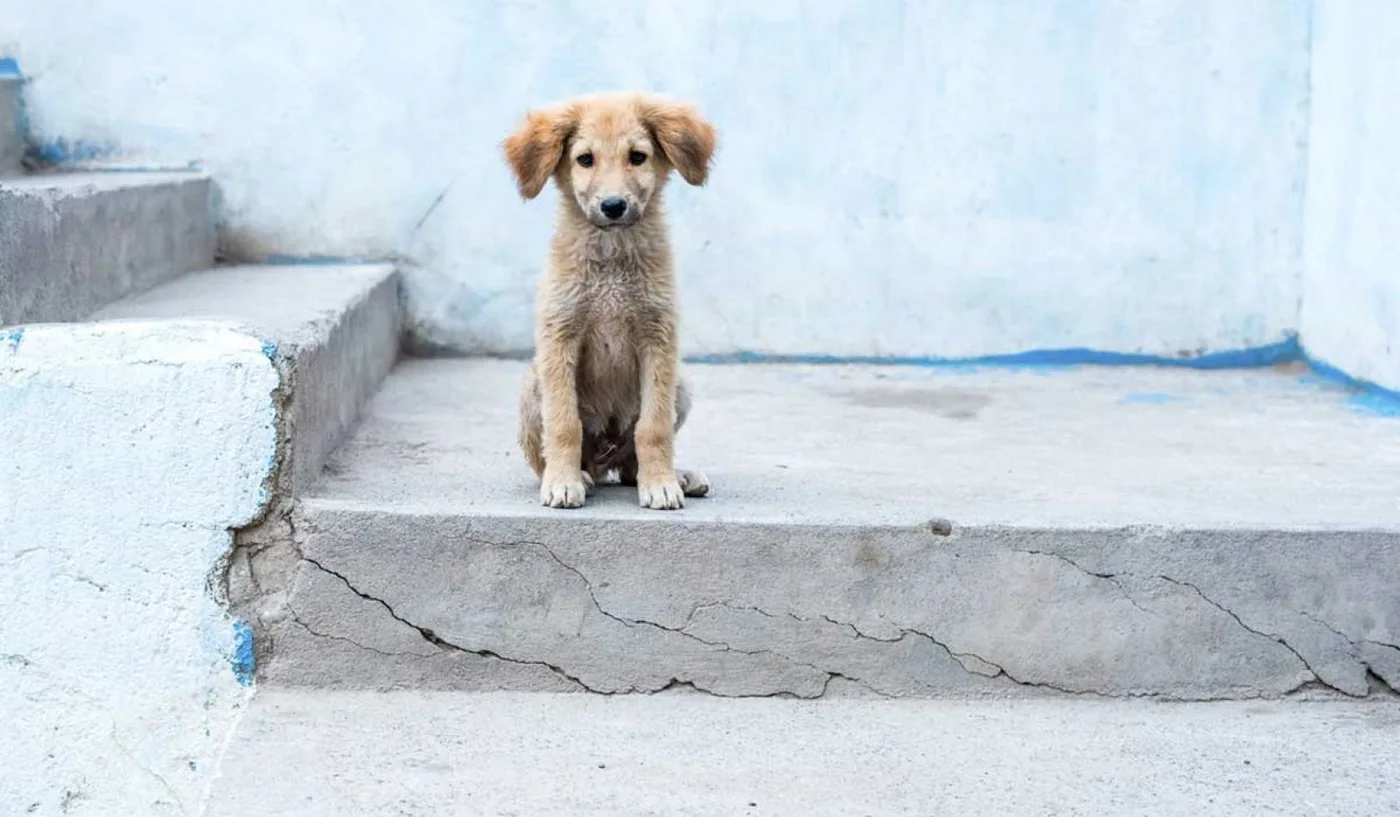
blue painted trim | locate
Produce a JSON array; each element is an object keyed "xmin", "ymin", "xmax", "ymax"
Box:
[
  {"xmin": 27, "ymin": 138, "xmax": 113, "ymax": 166},
  {"xmin": 0, "ymin": 327, "xmax": 22, "ymax": 352},
  {"xmin": 0, "ymin": 58, "xmax": 20, "ymax": 79},
  {"xmin": 259, "ymin": 253, "xmax": 379, "ymax": 266},
  {"xmin": 687, "ymin": 334, "xmax": 1302, "ymax": 371},
  {"xmin": 231, "ymin": 620, "xmax": 255, "ymax": 686},
  {"xmin": 1302, "ymin": 354, "xmax": 1400, "ymax": 418}
]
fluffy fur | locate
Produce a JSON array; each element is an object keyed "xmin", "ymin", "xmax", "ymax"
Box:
[{"xmin": 502, "ymin": 92, "xmax": 717, "ymax": 510}]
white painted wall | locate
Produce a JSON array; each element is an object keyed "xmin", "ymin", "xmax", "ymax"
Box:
[
  {"xmin": 0, "ymin": 0, "xmax": 1311, "ymax": 358},
  {"xmin": 0, "ymin": 322, "xmax": 277, "ymax": 815},
  {"xmin": 1302, "ymin": 1, "xmax": 1400, "ymax": 393}
]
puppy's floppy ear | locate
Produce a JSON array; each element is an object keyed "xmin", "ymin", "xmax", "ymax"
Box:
[
  {"xmin": 642, "ymin": 98, "xmax": 717, "ymax": 186},
  {"xmin": 502, "ymin": 104, "xmax": 577, "ymax": 199}
]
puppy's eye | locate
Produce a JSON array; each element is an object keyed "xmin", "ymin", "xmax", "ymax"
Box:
[
  {"xmin": 628, "ymin": 150, "xmax": 647, "ymax": 166},
  {"xmin": 576, "ymin": 153, "xmax": 594, "ymax": 168}
]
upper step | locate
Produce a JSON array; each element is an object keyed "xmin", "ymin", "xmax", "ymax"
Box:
[
  {"xmin": 268, "ymin": 359, "xmax": 1400, "ymax": 700},
  {"xmin": 95, "ymin": 263, "xmax": 402, "ymax": 493},
  {"xmin": 0, "ymin": 172, "xmax": 213, "ymax": 326},
  {"xmin": 0, "ymin": 77, "xmax": 21, "ymax": 176}
]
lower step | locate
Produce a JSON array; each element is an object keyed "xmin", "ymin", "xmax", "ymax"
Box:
[
  {"xmin": 260, "ymin": 359, "xmax": 1400, "ymax": 699},
  {"xmin": 202, "ymin": 690, "xmax": 1400, "ymax": 817}
]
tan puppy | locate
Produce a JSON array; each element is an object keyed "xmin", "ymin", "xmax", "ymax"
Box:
[{"xmin": 503, "ymin": 92, "xmax": 716, "ymax": 510}]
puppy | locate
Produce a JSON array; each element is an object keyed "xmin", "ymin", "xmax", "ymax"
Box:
[{"xmin": 503, "ymin": 92, "xmax": 716, "ymax": 510}]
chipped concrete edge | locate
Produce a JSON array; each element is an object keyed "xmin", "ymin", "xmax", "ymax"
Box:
[{"xmin": 225, "ymin": 267, "xmax": 402, "ymax": 679}]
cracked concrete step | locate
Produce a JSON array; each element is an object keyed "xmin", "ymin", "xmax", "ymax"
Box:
[
  {"xmin": 94, "ymin": 263, "xmax": 401, "ymax": 493},
  {"xmin": 272, "ymin": 359, "xmax": 1400, "ymax": 699},
  {"xmin": 0, "ymin": 77, "xmax": 21, "ymax": 176},
  {"xmin": 0, "ymin": 172, "xmax": 213, "ymax": 326},
  {"xmin": 206, "ymin": 690, "xmax": 1400, "ymax": 816}
]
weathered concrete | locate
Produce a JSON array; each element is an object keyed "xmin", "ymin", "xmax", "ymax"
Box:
[
  {"xmin": 95, "ymin": 263, "xmax": 402, "ymax": 493},
  {"xmin": 0, "ymin": 77, "xmax": 20, "ymax": 176},
  {"xmin": 4, "ymin": 2, "xmax": 1312, "ymax": 359},
  {"xmin": 268, "ymin": 360, "xmax": 1400, "ymax": 699},
  {"xmin": 0, "ymin": 172, "xmax": 213, "ymax": 325},
  {"xmin": 207, "ymin": 690, "xmax": 1400, "ymax": 816},
  {"xmin": 0, "ymin": 321, "xmax": 278, "ymax": 815}
]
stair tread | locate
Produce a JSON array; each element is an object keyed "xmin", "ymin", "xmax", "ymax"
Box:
[
  {"xmin": 305, "ymin": 358, "xmax": 1400, "ymax": 530},
  {"xmin": 95, "ymin": 263, "xmax": 397, "ymax": 346},
  {"xmin": 205, "ymin": 689, "xmax": 1400, "ymax": 817},
  {"xmin": 0, "ymin": 169, "xmax": 207, "ymax": 192}
]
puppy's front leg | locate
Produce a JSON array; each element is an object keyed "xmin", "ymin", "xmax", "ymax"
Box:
[
  {"xmin": 635, "ymin": 344, "xmax": 685, "ymax": 510},
  {"xmin": 537, "ymin": 328, "xmax": 587, "ymax": 509}
]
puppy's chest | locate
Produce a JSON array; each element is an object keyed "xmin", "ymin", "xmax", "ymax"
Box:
[{"xmin": 574, "ymin": 273, "xmax": 668, "ymax": 338}]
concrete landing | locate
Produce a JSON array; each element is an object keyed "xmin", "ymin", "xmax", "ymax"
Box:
[
  {"xmin": 207, "ymin": 690, "xmax": 1400, "ymax": 817},
  {"xmin": 267, "ymin": 360, "xmax": 1400, "ymax": 699}
]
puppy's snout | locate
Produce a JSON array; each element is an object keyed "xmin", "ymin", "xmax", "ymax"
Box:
[{"xmin": 600, "ymin": 197, "xmax": 628, "ymax": 221}]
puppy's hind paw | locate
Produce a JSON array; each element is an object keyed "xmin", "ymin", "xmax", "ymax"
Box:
[
  {"xmin": 638, "ymin": 477, "xmax": 685, "ymax": 511},
  {"xmin": 677, "ymin": 469, "xmax": 710, "ymax": 498}
]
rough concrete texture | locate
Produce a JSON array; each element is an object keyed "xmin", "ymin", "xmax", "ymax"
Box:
[
  {"xmin": 0, "ymin": 321, "xmax": 278, "ymax": 815},
  {"xmin": 0, "ymin": 78, "xmax": 20, "ymax": 176},
  {"xmin": 207, "ymin": 690, "xmax": 1400, "ymax": 817},
  {"xmin": 272, "ymin": 360, "xmax": 1400, "ymax": 699},
  {"xmin": 95, "ymin": 263, "xmax": 402, "ymax": 493},
  {"xmin": 0, "ymin": 172, "xmax": 213, "ymax": 326}
]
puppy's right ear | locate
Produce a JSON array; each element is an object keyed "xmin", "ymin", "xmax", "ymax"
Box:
[{"xmin": 502, "ymin": 104, "xmax": 576, "ymax": 200}]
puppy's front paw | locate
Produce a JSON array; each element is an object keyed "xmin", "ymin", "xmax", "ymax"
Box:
[
  {"xmin": 638, "ymin": 476, "xmax": 685, "ymax": 510},
  {"xmin": 541, "ymin": 471, "xmax": 587, "ymax": 509}
]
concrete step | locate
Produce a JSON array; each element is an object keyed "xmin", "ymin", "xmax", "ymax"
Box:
[
  {"xmin": 206, "ymin": 689, "xmax": 1400, "ymax": 816},
  {"xmin": 0, "ymin": 172, "xmax": 213, "ymax": 326},
  {"xmin": 263, "ymin": 359, "xmax": 1400, "ymax": 700},
  {"xmin": 0, "ymin": 77, "xmax": 21, "ymax": 175},
  {"xmin": 94, "ymin": 263, "xmax": 402, "ymax": 494}
]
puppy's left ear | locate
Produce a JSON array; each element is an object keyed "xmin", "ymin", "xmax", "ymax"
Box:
[{"xmin": 643, "ymin": 99, "xmax": 717, "ymax": 186}]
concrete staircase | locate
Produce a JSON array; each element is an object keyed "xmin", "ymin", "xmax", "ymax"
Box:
[{"xmin": 4, "ymin": 71, "xmax": 1400, "ymax": 815}]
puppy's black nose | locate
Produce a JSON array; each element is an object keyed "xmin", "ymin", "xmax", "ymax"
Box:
[{"xmin": 600, "ymin": 197, "xmax": 628, "ymax": 220}]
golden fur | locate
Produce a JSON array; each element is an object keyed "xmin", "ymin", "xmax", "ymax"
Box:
[{"xmin": 502, "ymin": 92, "xmax": 717, "ymax": 509}]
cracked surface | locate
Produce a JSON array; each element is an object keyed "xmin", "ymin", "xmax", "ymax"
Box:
[
  {"xmin": 248, "ymin": 361, "xmax": 1400, "ymax": 699},
  {"xmin": 272, "ymin": 509, "xmax": 1399, "ymax": 699}
]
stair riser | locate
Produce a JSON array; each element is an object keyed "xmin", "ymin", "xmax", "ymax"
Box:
[
  {"xmin": 0, "ymin": 79, "xmax": 20, "ymax": 175},
  {"xmin": 270, "ymin": 511, "xmax": 1400, "ymax": 699},
  {"xmin": 0, "ymin": 175, "xmax": 213, "ymax": 325}
]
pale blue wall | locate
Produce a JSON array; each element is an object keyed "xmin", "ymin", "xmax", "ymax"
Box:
[
  {"xmin": 1, "ymin": 1, "xmax": 1313, "ymax": 359},
  {"xmin": 1303, "ymin": 0, "xmax": 1400, "ymax": 393}
]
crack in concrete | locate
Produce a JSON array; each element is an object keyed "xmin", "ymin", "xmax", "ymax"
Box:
[
  {"xmin": 287, "ymin": 612, "xmax": 425, "ymax": 659},
  {"xmin": 300, "ymin": 556, "xmax": 591, "ymax": 691},
  {"xmin": 1010, "ymin": 548, "xmax": 1394, "ymax": 697}
]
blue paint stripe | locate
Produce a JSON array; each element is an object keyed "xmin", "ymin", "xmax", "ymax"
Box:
[
  {"xmin": 0, "ymin": 58, "xmax": 20, "ymax": 79},
  {"xmin": 231, "ymin": 620, "xmax": 255, "ymax": 686},
  {"xmin": 687, "ymin": 334, "xmax": 1302, "ymax": 370},
  {"xmin": 1302, "ymin": 353, "xmax": 1400, "ymax": 418}
]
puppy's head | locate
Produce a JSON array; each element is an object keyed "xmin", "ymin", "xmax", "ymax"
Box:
[{"xmin": 502, "ymin": 92, "xmax": 716, "ymax": 229}]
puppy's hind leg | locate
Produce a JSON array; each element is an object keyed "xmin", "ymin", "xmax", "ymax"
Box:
[
  {"xmin": 673, "ymin": 378, "xmax": 710, "ymax": 498},
  {"xmin": 518, "ymin": 364, "xmax": 546, "ymax": 479}
]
